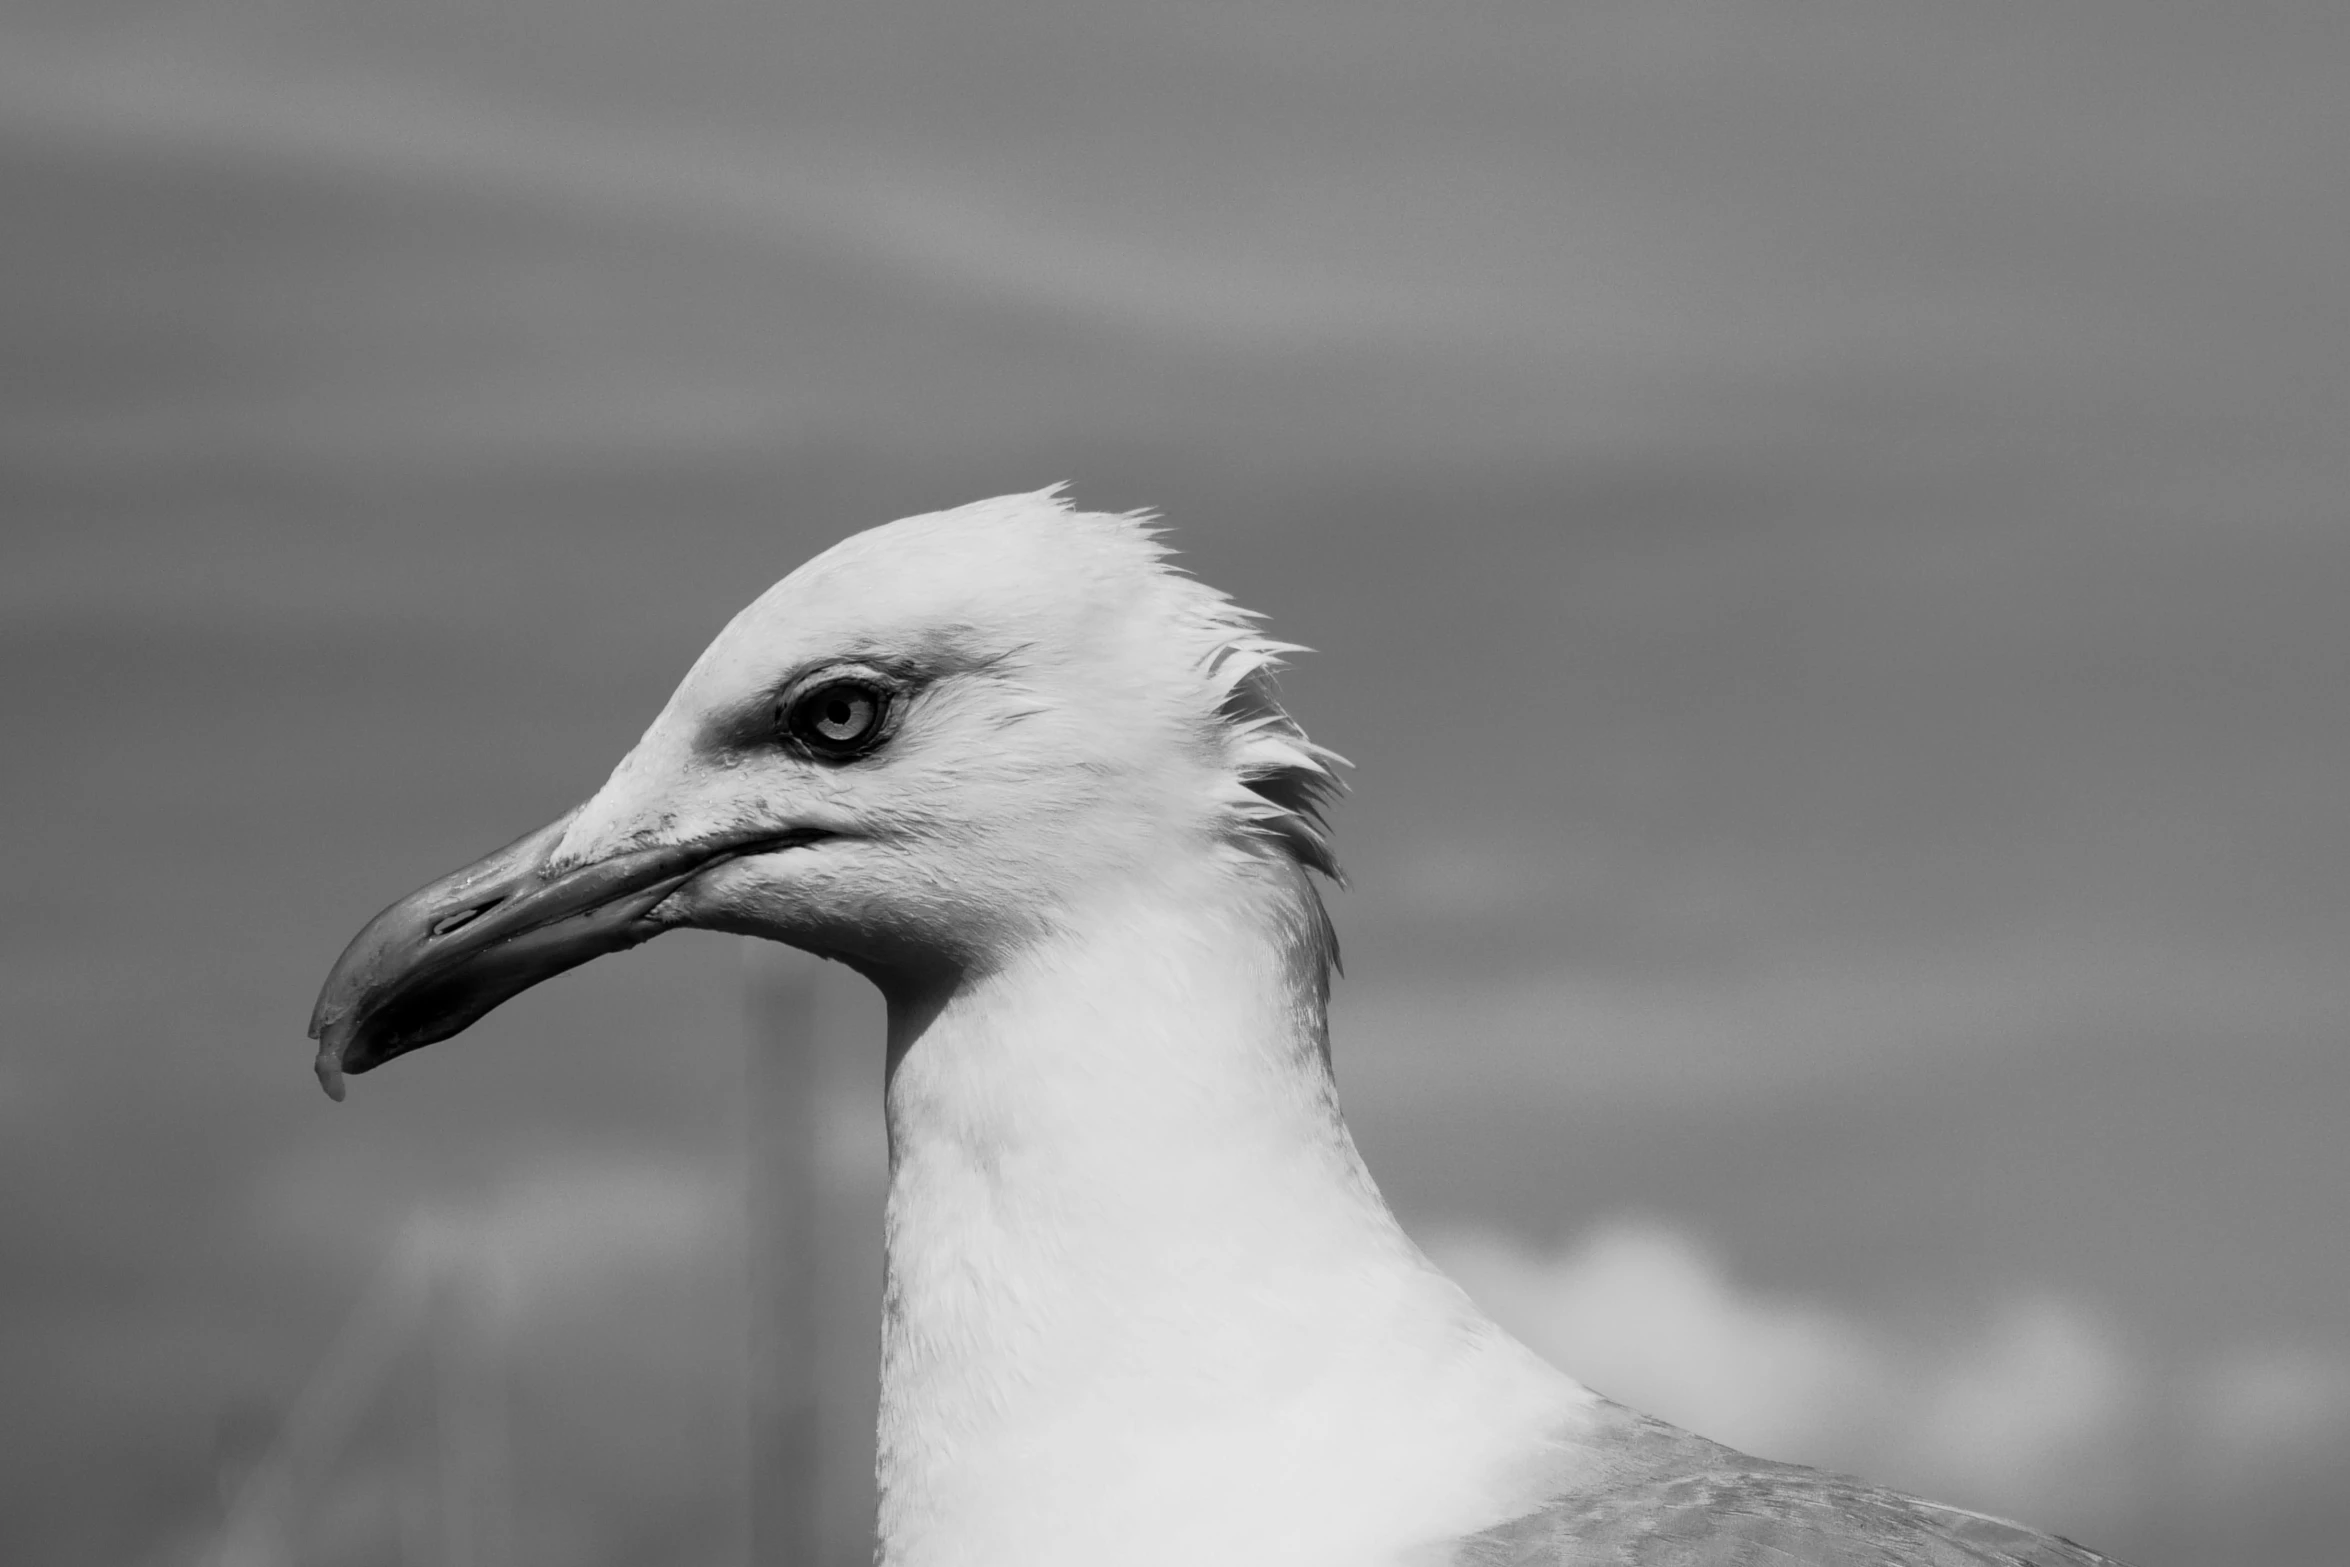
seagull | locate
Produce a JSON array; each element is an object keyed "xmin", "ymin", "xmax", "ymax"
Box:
[{"xmin": 310, "ymin": 491, "xmax": 2125, "ymax": 1567}]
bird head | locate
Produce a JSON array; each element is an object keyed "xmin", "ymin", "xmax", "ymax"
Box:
[{"xmin": 307, "ymin": 490, "xmax": 1341, "ymax": 1099}]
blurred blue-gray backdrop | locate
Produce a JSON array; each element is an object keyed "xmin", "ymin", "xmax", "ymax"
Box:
[{"xmin": 5, "ymin": 4, "xmax": 2347, "ymax": 1564}]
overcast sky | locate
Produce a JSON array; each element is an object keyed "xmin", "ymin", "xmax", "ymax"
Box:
[{"xmin": 5, "ymin": 4, "xmax": 2348, "ymax": 1564}]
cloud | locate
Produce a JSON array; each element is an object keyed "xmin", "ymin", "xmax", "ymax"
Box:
[
  {"xmin": 1430, "ymin": 1218, "xmax": 2350, "ymax": 1534},
  {"xmin": 1436, "ymin": 1221, "xmax": 1900, "ymax": 1462},
  {"xmin": 1913, "ymin": 1294, "xmax": 2135, "ymax": 1507}
]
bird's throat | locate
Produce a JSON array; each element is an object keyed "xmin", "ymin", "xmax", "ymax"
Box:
[{"xmin": 868, "ymin": 865, "xmax": 1592, "ymax": 1567}]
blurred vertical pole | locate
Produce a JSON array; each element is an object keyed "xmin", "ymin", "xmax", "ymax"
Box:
[{"xmin": 744, "ymin": 941, "xmax": 822, "ymax": 1567}]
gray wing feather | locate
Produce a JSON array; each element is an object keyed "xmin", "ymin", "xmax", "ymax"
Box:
[{"xmin": 1451, "ymin": 1410, "xmax": 2126, "ymax": 1567}]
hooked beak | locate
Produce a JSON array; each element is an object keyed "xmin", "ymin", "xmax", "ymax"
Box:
[{"xmin": 306, "ymin": 811, "xmax": 822, "ymax": 1100}]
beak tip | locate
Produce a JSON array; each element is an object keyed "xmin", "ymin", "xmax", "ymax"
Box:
[
  {"xmin": 308, "ymin": 990, "xmax": 351, "ymax": 1099},
  {"xmin": 312, "ymin": 1025, "xmax": 351, "ymax": 1101}
]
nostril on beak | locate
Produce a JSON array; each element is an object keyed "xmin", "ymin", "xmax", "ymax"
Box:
[{"xmin": 429, "ymin": 900, "xmax": 501, "ymax": 939}]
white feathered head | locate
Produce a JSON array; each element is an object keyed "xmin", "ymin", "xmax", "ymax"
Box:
[{"xmin": 309, "ymin": 489, "xmax": 1343, "ymax": 1093}]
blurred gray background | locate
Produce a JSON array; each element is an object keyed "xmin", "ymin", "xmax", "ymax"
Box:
[{"xmin": 5, "ymin": 3, "xmax": 2347, "ymax": 1564}]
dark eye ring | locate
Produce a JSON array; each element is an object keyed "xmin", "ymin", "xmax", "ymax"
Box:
[{"xmin": 783, "ymin": 679, "xmax": 889, "ymax": 758}]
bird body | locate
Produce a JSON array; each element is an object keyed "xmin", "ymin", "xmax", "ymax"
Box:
[{"xmin": 309, "ymin": 491, "xmax": 2126, "ymax": 1567}]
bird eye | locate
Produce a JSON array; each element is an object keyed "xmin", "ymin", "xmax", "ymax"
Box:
[{"xmin": 784, "ymin": 679, "xmax": 889, "ymax": 758}]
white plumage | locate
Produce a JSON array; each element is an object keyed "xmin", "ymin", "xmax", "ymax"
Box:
[{"xmin": 310, "ymin": 491, "xmax": 2124, "ymax": 1566}]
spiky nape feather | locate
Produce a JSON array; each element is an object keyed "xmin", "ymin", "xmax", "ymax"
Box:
[
  {"xmin": 1028, "ymin": 488, "xmax": 1349, "ymax": 884},
  {"xmin": 1205, "ymin": 633, "xmax": 1349, "ymax": 883}
]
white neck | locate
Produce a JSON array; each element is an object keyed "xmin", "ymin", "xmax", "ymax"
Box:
[{"xmin": 869, "ymin": 860, "xmax": 1596, "ymax": 1567}]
